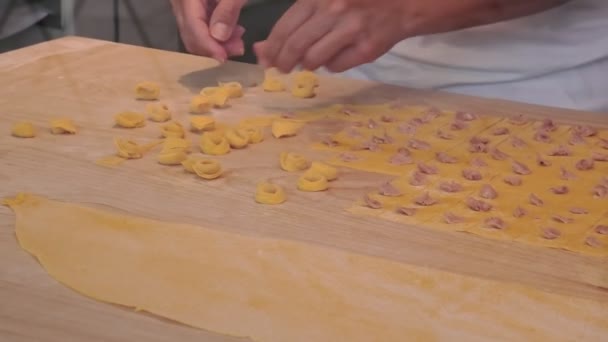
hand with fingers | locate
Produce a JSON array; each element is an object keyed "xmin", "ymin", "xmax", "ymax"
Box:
[
  {"xmin": 254, "ymin": 0, "xmax": 414, "ymax": 73},
  {"xmin": 171, "ymin": 0, "xmax": 247, "ymax": 62}
]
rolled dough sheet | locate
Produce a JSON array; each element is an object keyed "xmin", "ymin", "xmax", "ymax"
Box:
[
  {"xmin": 4, "ymin": 194, "xmax": 608, "ymax": 341},
  {"xmin": 306, "ymin": 104, "xmax": 608, "ymax": 256}
]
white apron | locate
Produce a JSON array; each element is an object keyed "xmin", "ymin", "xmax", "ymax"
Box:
[{"xmin": 341, "ymin": 0, "xmax": 608, "ymax": 112}]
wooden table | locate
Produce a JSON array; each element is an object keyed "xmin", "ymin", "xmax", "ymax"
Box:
[{"xmin": 1, "ymin": 37, "xmax": 607, "ymax": 341}]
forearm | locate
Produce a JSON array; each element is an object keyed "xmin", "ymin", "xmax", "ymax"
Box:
[{"xmin": 405, "ymin": 0, "xmax": 572, "ymax": 36}]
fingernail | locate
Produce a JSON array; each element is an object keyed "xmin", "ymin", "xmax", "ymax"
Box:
[
  {"xmin": 211, "ymin": 23, "xmax": 231, "ymax": 41},
  {"xmin": 237, "ymin": 47, "xmax": 245, "ymax": 56}
]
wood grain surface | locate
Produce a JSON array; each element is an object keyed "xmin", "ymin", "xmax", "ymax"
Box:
[{"xmin": 1, "ymin": 37, "xmax": 607, "ymax": 341}]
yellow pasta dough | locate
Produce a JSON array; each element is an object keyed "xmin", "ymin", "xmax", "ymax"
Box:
[
  {"xmin": 241, "ymin": 125, "xmax": 264, "ymax": 144},
  {"xmin": 191, "ymin": 159, "xmax": 223, "ymax": 180},
  {"xmin": 163, "ymin": 137, "xmax": 191, "ymax": 152},
  {"xmin": 308, "ymin": 162, "xmax": 338, "ymax": 181},
  {"xmin": 225, "ymin": 128, "xmax": 250, "ymax": 149},
  {"xmin": 4, "ymin": 194, "xmax": 607, "ymax": 342},
  {"xmin": 50, "ymin": 118, "xmax": 77, "ymax": 134},
  {"xmin": 134, "ymin": 81, "xmax": 160, "ymax": 100},
  {"xmin": 294, "ymin": 70, "xmax": 319, "ymax": 87},
  {"xmin": 262, "ymin": 76, "xmax": 285, "ymax": 92},
  {"xmin": 255, "ymin": 182, "xmax": 287, "ymax": 204},
  {"xmin": 200, "ymin": 87, "xmax": 230, "ymax": 108},
  {"xmin": 219, "ymin": 81, "xmax": 244, "ymax": 98},
  {"xmin": 157, "ymin": 148, "xmax": 188, "ymax": 166},
  {"xmin": 146, "ymin": 103, "xmax": 172, "ymax": 122},
  {"xmin": 11, "ymin": 122, "xmax": 36, "ymax": 138},
  {"xmin": 272, "ymin": 119, "xmax": 304, "ymax": 138},
  {"xmin": 199, "ymin": 86, "xmax": 223, "ymax": 97},
  {"xmin": 190, "ymin": 116, "xmax": 216, "ymax": 132},
  {"xmin": 189, "ymin": 95, "xmax": 212, "ymax": 114},
  {"xmin": 113, "ymin": 138, "xmax": 144, "ymax": 159},
  {"xmin": 161, "ymin": 121, "xmax": 185, "ymax": 138},
  {"xmin": 297, "ymin": 171, "xmax": 329, "ymax": 192},
  {"xmin": 181, "ymin": 155, "xmax": 205, "ymax": 173},
  {"xmin": 280, "ymin": 152, "xmax": 309, "ymax": 172},
  {"xmin": 291, "ymin": 83, "xmax": 316, "ymax": 99},
  {"xmin": 115, "ymin": 112, "xmax": 146, "ymax": 128},
  {"xmin": 200, "ymin": 131, "xmax": 231, "ymax": 155}
]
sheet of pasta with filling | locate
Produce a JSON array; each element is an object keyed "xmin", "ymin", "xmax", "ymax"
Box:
[{"xmin": 304, "ymin": 104, "xmax": 608, "ymax": 256}]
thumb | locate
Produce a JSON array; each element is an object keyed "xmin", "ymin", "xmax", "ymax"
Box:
[{"xmin": 210, "ymin": 0, "xmax": 246, "ymax": 42}]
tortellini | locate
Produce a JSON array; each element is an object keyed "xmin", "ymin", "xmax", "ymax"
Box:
[
  {"xmin": 50, "ymin": 118, "xmax": 77, "ymax": 134},
  {"xmin": 191, "ymin": 159, "xmax": 223, "ymax": 180},
  {"xmin": 255, "ymin": 182, "xmax": 286, "ymax": 205},
  {"xmin": 134, "ymin": 81, "xmax": 160, "ymax": 100},
  {"xmin": 294, "ymin": 70, "xmax": 318, "ymax": 86},
  {"xmin": 262, "ymin": 73, "xmax": 285, "ymax": 92},
  {"xmin": 146, "ymin": 103, "xmax": 172, "ymax": 122},
  {"xmin": 190, "ymin": 116, "xmax": 216, "ymax": 132},
  {"xmin": 271, "ymin": 119, "xmax": 304, "ymax": 138},
  {"xmin": 291, "ymin": 83, "xmax": 316, "ymax": 99},
  {"xmin": 241, "ymin": 125, "xmax": 264, "ymax": 144},
  {"xmin": 308, "ymin": 161, "xmax": 338, "ymax": 181},
  {"xmin": 161, "ymin": 121, "xmax": 186, "ymax": 138},
  {"xmin": 297, "ymin": 171, "xmax": 329, "ymax": 192},
  {"xmin": 200, "ymin": 131, "xmax": 231, "ymax": 155},
  {"xmin": 279, "ymin": 152, "xmax": 309, "ymax": 172},
  {"xmin": 114, "ymin": 138, "xmax": 144, "ymax": 159},
  {"xmin": 157, "ymin": 148, "xmax": 188, "ymax": 165},
  {"xmin": 225, "ymin": 128, "xmax": 250, "ymax": 149},
  {"xmin": 11, "ymin": 122, "xmax": 36, "ymax": 138},
  {"xmin": 115, "ymin": 112, "xmax": 146, "ymax": 128},
  {"xmin": 218, "ymin": 82, "xmax": 244, "ymax": 98},
  {"xmin": 189, "ymin": 95, "xmax": 212, "ymax": 114},
  {"xmin": 163, "ymin": 137, "xmax": 191, "ymax": 152}
]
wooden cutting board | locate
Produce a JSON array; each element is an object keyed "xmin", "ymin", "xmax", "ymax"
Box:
[{"xmin": 0, "ymin": 37, "xmax": 607, "ymax": 341}]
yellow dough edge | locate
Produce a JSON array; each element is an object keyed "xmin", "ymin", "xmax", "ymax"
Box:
[{"xmin": 3, "ymin": 194, "xmax": 607, "ymax": 342}]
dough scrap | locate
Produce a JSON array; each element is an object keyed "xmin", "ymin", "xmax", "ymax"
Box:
[
  {"xmin": 4, "ymin": 194, "xmax": 607, "ymax": 342},
  {"xmin": 115, "ymin": 112, "xmax": 146, "ymax": 128},
  {"xmin": 272, "ymin": 119, "xmax": 304, "ymax": 138},
  {"xmin": 191, "ymin": 159, "xmax": 223, "ymax": 180},
  {"xmin": 134, "ymin": 81, "xmax": 160, "ymax": 100},
  {"xmin": 255, "ymin": 182, "xmax": 286, "ymax": 204},
  {"xmin": 200, "ymin": 131, "xmax": 231, "ymax": 155},
  {"xmin": 189, "ymin": 95, "xmax": 212, "ymax": 114},
  {"xmin": 280, "ymin": 152, "xmax": 309, "ymax": 172},
  {"xmin": 225, "ymin": 128, "xmax": 250, "ymax": 149},
  {"xmin": 308, "ymin": 161, "xmax": 338, "ymax": 181},
  {"xmin": 161, "ymin": 121, "xmax": 186, "ymax": 138},
  {"xmin": 11, "ymin": 122, "xmax": 36, "ymax": 138},
  {"xmin": 190, "ymin": 116, "xmax": 216, "ymax": 133},
  {"xmin": 297, "ymin": 171, "xmax": 329, "ymax": 192},
  {"xmin": 146, "ymin": 103, "xmax": 172, "ymax": 122},
  {"xmin": 50, "ymin": 118, "xmax": 77, "ymax": 134}
]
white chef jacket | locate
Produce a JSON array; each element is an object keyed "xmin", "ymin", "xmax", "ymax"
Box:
[{"xmin": 341, "ymin": 0, "xmax": 608, "ymax": 112}]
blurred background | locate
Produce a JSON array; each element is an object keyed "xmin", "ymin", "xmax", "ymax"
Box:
[{"xmin": 0, "ymin": 0, "xmax": 293, "ymax": 63}]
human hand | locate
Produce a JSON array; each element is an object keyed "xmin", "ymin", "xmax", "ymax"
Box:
[
  {"xmin": 171, "ymin": 0, "xmax": 247, "ymax": 62},
  {"xmin": 254, "ymin": 0, "xmax": 414, "ymax": 73}
]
